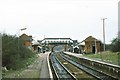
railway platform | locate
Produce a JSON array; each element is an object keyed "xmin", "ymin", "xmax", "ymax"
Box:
[
  {"xmin": 2, "ymin": 52, "xmax": 52, "ymax": 79},
  {"xmin": 64, "ymin": 52, "xmax": 120, "ymax": 79},
  {"xmin": 64, "ymin": 52, "xmax": 120, "ymax": 67}
]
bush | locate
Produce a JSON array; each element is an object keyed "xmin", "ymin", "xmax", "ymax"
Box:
[
  {"xmin": 2, "ymin": 33, "xmax": 35, "ymax": 70},
  {"xmin": 110, "ymin": 38, "xmax": 120, "ymax": 52}
]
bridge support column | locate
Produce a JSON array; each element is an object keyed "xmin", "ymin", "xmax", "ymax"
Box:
[{"xmin": 64, "ymin": 44, "xmax": 69, "ymax": 52}]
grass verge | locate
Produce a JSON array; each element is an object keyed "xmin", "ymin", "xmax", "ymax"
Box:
[
  {"xmin": 2, "ymin": 54, "xmax": 38, "ymax": 78},
  {"xmin": 83, "ymin": 51, "xmax": 120, "ymax": 65}
]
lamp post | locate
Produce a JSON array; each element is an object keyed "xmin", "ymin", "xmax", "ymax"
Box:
[
  {"xmin": 101, "ymin": 18, "xmax": 107, "ymax": 52},
  {"xmin": 19, "ymin": 28, "xmax": 27, "ymax": 36},
  {"xmin": 18, "ymin": 28, "xmax": 27, "ymax": 51}
]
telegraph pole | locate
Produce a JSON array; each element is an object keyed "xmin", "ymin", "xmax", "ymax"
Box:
[{"xmin": 102, "ymin": 18, "xmax": 107, "ymax": 52}]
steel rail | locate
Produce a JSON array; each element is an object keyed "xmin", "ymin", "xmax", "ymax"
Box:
[
  {"xmin": 50, "ymin": 52, "xmax": 76, "ymax": 79},
  {"xmin": 60, "ymin": 53, "xmax": 118, "ymax": 80}
]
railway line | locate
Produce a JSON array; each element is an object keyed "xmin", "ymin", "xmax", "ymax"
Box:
[
  {"xmin": 60, "ymin": 53, "xmax": 118, "ymax": 80},
  {"xmin": 50, "ymin": 52, "xmax": 76, "ymax": 79},
  {"xmin": 49, "ymin": 52, "xmax": 118, "ymax": 80}
]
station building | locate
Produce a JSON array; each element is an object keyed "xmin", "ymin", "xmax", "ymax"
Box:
[
  {"xmin": 81, "ymin": 36, "xmax": 102, "ymax": 54},
  {"xmin": 20, "ymin": 34, "xmax": 33, "ymax": 50}
]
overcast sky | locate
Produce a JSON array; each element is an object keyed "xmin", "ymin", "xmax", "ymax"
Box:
[{"xmin": 0, "ymin": 0, "xmax": 120, "ymax": 44}]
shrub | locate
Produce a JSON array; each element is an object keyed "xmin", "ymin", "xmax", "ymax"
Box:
[{"xmin": 2, "ymin": 33, "xmax": 35, "ymax": 70}]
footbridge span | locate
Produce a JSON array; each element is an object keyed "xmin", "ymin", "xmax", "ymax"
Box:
[{"xmin": 38, "ymin": 38, "xmax": 77, "ymax": 52}]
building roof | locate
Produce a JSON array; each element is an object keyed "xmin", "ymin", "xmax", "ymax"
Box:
[
  {"xmin": 78, "ymin": 42, "xmax": 85, "ymax": 45},
  {"xmin": 82, "ymin": 36, "xmax": 101, "ymax": 42},
  {"xmin": 20, "ymin": 33, "xmax": 33, "ymax": 41},
  {"xmin": 32, "ymin": 41, "xmax": 40, "ymax": 45}
]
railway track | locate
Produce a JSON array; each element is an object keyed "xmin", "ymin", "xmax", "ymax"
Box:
[
  {"xmin": 50, "ymin": 52, "xmax": 76, "ymax": 79},
  {"xmin": 50, "ymin": 52, "xmax": 96, "ymax": 79},
  {"xmin": 60, "ymin": 52, "xmax": 118, "ymax": 80},
  {"xmin": 50, "ymin": 52, "xmax": 118, "ymax": 80},
  {"xmin": 56, "ymin": 52, "xmax": 96, "ymax": 80}
]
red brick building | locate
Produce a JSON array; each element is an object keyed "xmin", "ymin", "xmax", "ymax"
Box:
[
  {"xmin": 82, "ymin": 36, "xmax": 102, "ymax": 53},
  {"xmin": 20, "ymin": 34, "xmax": 33, "ymax": 50}
]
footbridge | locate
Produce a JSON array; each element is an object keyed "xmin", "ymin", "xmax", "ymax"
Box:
[{"xmin": 38, "ymin": 38, "xmax": 77, "ymax": 52}]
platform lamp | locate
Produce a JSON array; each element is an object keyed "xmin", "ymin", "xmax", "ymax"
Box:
[{"xmin": 18, "ymin": 28, "xmax": 27, "ymax": 51}]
